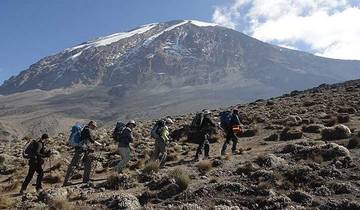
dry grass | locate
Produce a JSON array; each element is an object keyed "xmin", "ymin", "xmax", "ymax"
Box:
[
  {"xmin": 105, "ymin": 174, "xmax": 124, "ymax": 190},
  {"xmin": 48, "ymin": 199, "xmax": 74, "ymax": 210},
  {"xmin": 142, "ymin": 161, "xmax": 160, "ymax": 174},
  {"xmin": 2, "ymin": 180, "xmax": 20, "ymax": 192},
  {"xmin": 224, "ymin": 154, "xmax": 232, "ymax": 160},
  {"xmin": 197, "ymin": 160, "xmax": 212, "ymax": 174},
  {"xmin": 169, "ymin": 168, "xmax": 191, "ymax": 191},
  {"xmin": 0, "ymin": 196, "xmax": 15, "ymax": 209}
]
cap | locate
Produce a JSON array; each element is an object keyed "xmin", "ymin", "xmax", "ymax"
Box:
[
  {"xmin": 203, "ymin": 110, "xmax": 211, "ymax": 115},
  {"xmin": 164, "ymin": 118, "xmax": 174, "ymax": 125},
  {"xmin": 127, "ymin": 120, "xmax": 136, "ymax": 127},
  {"xmin": 41, "ymin": 133, "xmax": 49, "ymax": 140},
  {"xmin": 88, "ymin": 121, "xmax": 97, "ymax": 127}
]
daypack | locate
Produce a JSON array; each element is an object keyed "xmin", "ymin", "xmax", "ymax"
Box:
[
  {"xmin": 69, "ymin": 123, "xmax": 83, "ymax": 147},
  {"xmin": 191, "ymin": 113, "xmax": 204, "ymax": 131},
  {"xmin": 151, "ymin": 120, "xmax": 166, "ymax": 139},
  {"xmin": 113, "ymin": 121, "xmax": 126, "ymax": 142},
  {"xmin": 22, "ymin": 140, "xmax": 36, "ymax": 159},
  {"xmin": 219, "ymin": 111, "xmax": 232, "ymax": 129}
]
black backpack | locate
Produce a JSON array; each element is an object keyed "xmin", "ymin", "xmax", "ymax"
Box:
[
  {"xmin": 22, "ymin": 140, "xmax": 36, "ymax": 159},
  {"xmin": 191, "ymin": 113, "xmax": 204, "ymax": 131}
]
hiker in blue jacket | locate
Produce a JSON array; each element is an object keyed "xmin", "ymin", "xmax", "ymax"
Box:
[{"xmin": 221, "ymin": 109, "xmax": 241, "ymax": 155}]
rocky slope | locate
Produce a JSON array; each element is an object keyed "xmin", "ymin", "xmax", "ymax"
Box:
[
  {"xmin": 1, "ymin": 20, "xmax": 360, "ymax": 138},
  {"xmin": 1, "ymin": 79, "xmax": 360, "ymax": 209}
]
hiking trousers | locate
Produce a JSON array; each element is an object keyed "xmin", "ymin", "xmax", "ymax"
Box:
[
  {"xmin": 63, "ymin": 147, "xmax": 93, "ymax": 185},
  {"xmin": 151, "ymin": 138, "xmax": 167, "ymax": 166},
  {"xmin": 21, "ymin": 158, "xmax": 44, "ymax": 191},
  {"xmin": 116, "ymin": 146, "xmax": 131, "ymax": 173},
  {"xmin": 221, "ymin": 131, "xmax": 238, "ymax": 154},
  {"xmin": 195, "ymin": 133, "xmax": 210, "ymax": 159}
]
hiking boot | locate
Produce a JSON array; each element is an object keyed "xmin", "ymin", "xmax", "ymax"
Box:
[{"xmin": 193, "ymin": 156, "xmax": 199, "ymax": 162}]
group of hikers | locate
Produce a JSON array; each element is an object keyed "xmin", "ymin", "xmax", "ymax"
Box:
[{"xmin": 19, "ymin": 109, "xmax": 242, "ymax": 194}]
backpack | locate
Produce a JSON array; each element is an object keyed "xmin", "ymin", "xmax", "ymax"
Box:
[
  {"xmin": 151, "ymin": 120, "xmax": 164, "ymax": 139},
  {"xmin": 22, "ymin": 140, "xmax": 36, "ymax": 159},
  {"xmin": 69, "ymin": 123, "xmax": 83, "ymax": 147},
  {"xmin": 113, "ymin": 121, "xmax": 126, "ymax": 142},
  {"xmin": 219, "ymin": 111, "xmax": 232, "ymax": 129},
  {"xmin": 191, "ymin": 113, "xmax": 204, "ymax": 131}
]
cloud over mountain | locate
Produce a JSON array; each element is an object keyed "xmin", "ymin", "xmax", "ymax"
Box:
[{"xmin": 212, "ymin": 0, "xmax": 360, "ymax": 60}]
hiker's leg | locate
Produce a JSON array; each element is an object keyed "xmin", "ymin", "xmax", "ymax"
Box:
[
  {"xmin": 221, "ymin": 134, "xmax": 231, "ymax": 155},
  {"xmin": 63, "ymin": 149, "xmax": 82, "ymax": 185},
  {"xmin": 159, "ymin": 140, "xmax": 167, "ymax": 166},
  {"xmin": 20, "ymin": 160, "xmax": 36, "ymax": 192},
  {"xmin": 195, "ymin": 139, "xmax": 205, "ymax": 159},
  {"xmin": 82, "ymin": 152, "xmax": 93, "ymax": 183},
  {"xmin": 151, "ymin": 140, "xmax": 160, "ymax": 161},
  {"xmin": 231, "ymin": 134, "xmax": 238, "ymax": 153},
  {"xmin": 35, "ymin": 160, "xmax": 44, "ymax": 190},
  {"xmin": 204, "ymin": 135, "xmax": 210, "ymax": 158},
  {"xmin": 116, "ymin": 147, "xmax": 130, "ymax": 173}
]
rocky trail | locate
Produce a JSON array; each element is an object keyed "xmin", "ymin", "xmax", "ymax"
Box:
[{"xmin": 1, "ymin": 80, "xmax": 360, "ymax": 209}]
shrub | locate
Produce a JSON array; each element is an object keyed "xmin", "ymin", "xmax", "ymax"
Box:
[
  {"xmin": 105, "ymin": 174, "xmax": 125, "ymax": 190},
  {"xmin": 302, "ymin": 124, "xmax": 325, "ymax": 133},
  {"xmin": 169, "ymin": 168, "xmax": 191, "ymax": 191},
  {"xmin": 142, "ymin": 161, "xmax": 160, "ymax": 175},
  {"xmin": 48, "ymin": 199, "xmax": 74, "ymax": 210},
  {"xmin": 197, "ymin": 160, "xmax": 212, "ymax": 174},
  {"xmin": 347, "ymin": 137, "xmax": 360, "ymax": 149},
  {"xmin": 337, "ymin": 114, "xmax": 350, "ymax": 123},
  {"xmin": 43, "ymin": 174, "xmax": 63, "ymax": 184},
  {"xmin": 321, "ymin": 124, "xmax": 351, "ymax": 140},
  {"xmin": 280, "ymin": 128, "xmax": 303, "ymax": 141}
]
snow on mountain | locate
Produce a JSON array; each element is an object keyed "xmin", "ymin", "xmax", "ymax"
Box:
[
  {"xmin": 188, "ymin": 20, "xmax": 218, "ymax": 27},
  {"xmin": 66, "ymin": 23, "xmax": 158, "ymax": 52},
  {"xmin": 143, "ymin": 20, "xmax": 188, "ymax": 46}
]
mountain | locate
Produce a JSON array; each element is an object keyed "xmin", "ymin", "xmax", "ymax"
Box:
[{"xmin": 0, "ymin": 20, "xmax": 360, "ymax": 138}]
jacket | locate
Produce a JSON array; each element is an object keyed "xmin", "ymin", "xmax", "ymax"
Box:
[
  {"xmin": 80, "ymin": 126, "xmax": 95, "ymax": 149},
  {"xmin": 200, "ymin": 116, "xmax": 216, "ymax": 133}
]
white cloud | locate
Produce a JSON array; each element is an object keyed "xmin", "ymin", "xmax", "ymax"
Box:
[{"xmin": 212, "ymin": 0, "xmax": 360, "ymax": 60}]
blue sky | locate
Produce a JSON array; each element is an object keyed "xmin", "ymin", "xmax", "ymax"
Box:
[
  {"xmin": 1, "ymin": 0, "xmax": 360, "ymax": 85},
  {"xmin": 0, "ymin": 0, "xmax": 220, "ymax": 84}
]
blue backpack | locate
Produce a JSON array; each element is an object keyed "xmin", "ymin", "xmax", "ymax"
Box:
[
  {"xmin": 69, "ymin": 123, "xmax": 83, "ymax": 147},
  {"xmin": 219, "ymin": 111, "xmax": 232, "ymax": 129}
]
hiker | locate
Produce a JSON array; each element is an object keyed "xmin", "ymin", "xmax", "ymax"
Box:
[
  {"xmin": 221, "ymin": 109, "xmax": 241, "ymax": 155},
  {"xmin": 150, "ymin": 118, "xmax": 173, "ymax": 166},
  {"xmin": 115, "ymin": 120, "xmax": 136, "ymax": 173},
  {"xmin": 63, "ymin": 121, "xmax": 102, "ymax": 186},
  {"xmin": 20, "ymin": 134, "xmax": 51, "ymax": 194},
  {"xmin": 194, "ymin": 110, "xmax": 216, "ymax": 161}
]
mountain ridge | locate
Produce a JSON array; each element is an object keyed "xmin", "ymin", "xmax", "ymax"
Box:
[{"xmin": 1, "ymin": 19, "xmax": 360, "ymax": 138}]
